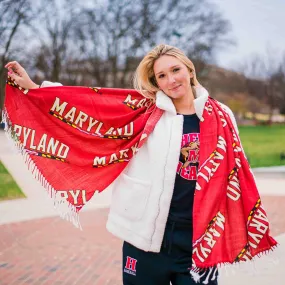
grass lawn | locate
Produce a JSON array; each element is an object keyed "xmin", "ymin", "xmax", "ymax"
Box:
[
  {"xmin": 239, "ymin": 124, "xmax": 285, "ymax": 168},
  {"xmin": 0, "ymin": 161, "xmax": 26, "ymax": 201}
]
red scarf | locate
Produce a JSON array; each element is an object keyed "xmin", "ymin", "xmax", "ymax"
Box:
[
  {"xmin": 3, "ymin": 78, "xmax": 163, "ymax": 224},
  {"xmin": 190, "ymin": 98, "xmax": 277, "ymax": 280},
  {"xmin": 3, "ymin": 78, "xmax": 277, "ymax": 275}
]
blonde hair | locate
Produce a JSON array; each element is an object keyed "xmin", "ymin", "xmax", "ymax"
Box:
[{"xmin": 133, "ymin": 44, "xmax": 200, "ymax": 100}]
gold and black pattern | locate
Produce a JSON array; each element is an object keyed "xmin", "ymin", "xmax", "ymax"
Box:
[
  {"xmin": 247, "ymin": 198, "xmax": 261, "ymax": 222},
  {"xmin": 123, "ymin": 102, "xmax": 139, "ymax": 110},
  {"xmin": 103, "ymin": 134, "xmax": 131, "ymax": 140},
  {"xmin": 204, "ymin": 213, "xmax": 218, "ymax": 233},
  {"xmin": 205, "ymin": 149, "xmax": 219, "ymax": 162},
  {"xmin": 49, "ymin": 110, "xmax": 78, "ymax": 129},
  {"xmin": 232, "ymin": 142, "xmax": 242, "ymax": 152},
  {"xmin": 209, "ymin": 150, "xmax": 217, "ymax": 159},
  {"xmin": 26, "ymin": 149, "xmax": 66, "ymax": 162},
  {"xmin": 89, "ymin": 87, "xmax": 102, "ymax": 94},
  {"xmin": 234, "ymin": 244, "xmax": 251, "ymax": 262},
  {"xmin": 228, "ymin": 166, "xmax": 238, "ymax": 180},
  {"xmin": 93, "ymin": 159, "xmax": 129, "ymax": 168},
  {"xmin": 6, "ymin": 76, "xmax": 29, "ymax": 94}
]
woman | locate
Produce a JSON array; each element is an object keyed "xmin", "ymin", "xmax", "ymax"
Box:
[{"xmin": 5, "ymin": 45, "xmax": 277, "ymax": 285}]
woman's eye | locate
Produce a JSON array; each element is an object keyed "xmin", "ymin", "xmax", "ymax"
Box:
[
  {"xmin": 158, "ymin": 74, "xmax": 165, "ymax": 79},
  {"xmin": 173, "ymin": 68, "xmax": 180, "ymax": 72}
]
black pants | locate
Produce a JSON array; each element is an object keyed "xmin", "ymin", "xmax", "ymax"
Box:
[{"xmin": 122, "ymin": 220, "xmax": 218, "ymax": 285}]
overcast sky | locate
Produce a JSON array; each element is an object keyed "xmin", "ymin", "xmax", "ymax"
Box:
[{"xmin": 210, "ymin": 0, "xmax": 285, "ymax": 70}]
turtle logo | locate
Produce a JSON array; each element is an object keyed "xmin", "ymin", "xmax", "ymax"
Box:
[{"xmin": 181, "ymin": 140, "xmax": 200, "ymax": 168}]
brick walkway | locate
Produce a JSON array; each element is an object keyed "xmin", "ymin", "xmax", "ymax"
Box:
[
  {"xmin": 0, "ymin": 209, "xmax": 122, "ymax": 285},
  {"xmin": 1, "ymin": 196, "xmax": 285, "ymax": 285}
]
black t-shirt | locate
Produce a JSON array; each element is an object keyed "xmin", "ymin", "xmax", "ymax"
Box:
[{"xmin": 168, "ymin": 113, "xmax": 200, "ymax": 223}]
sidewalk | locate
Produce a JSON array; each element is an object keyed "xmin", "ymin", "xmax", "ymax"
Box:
[
  {"xmin": 0, "ymin": 131, "xmax": 112, "ymax": 225},
  {"xmin": 0, "ymin": 197, "xmax": 284, "ymax": 285},
  {"xmin": 0, "ymin": 208, "xmax": 123, "ymax": 285},
  {"xmin": 1, "ymin": 130, "xmax": 285, "ymax": 285}
]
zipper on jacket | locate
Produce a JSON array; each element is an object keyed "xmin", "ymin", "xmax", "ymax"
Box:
[{"xmin": 149, "ymin": 114, "xmax": 184, "ymax": 249}]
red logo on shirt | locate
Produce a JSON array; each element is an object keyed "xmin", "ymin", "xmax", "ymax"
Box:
[{"xmin": 176, "ymin": 133, "xmax": 200, "ymax": 180}]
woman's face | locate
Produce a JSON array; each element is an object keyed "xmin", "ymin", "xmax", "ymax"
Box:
[{"xmin": 153, "ymin": 55, "xmax": 193, "ymax": 99}]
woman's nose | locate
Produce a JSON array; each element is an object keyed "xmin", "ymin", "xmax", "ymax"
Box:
[{"xmin": 168, "ymin": 75, "xmax": 176, "ymax": 84}]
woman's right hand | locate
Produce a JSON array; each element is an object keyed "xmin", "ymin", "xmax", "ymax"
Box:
[{"xmin": 5, "ymin": 61, "xmax": 39, "ymax": 89}]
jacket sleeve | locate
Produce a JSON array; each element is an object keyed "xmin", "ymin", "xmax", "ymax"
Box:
[{"xmin": 40, "ymin": 81, "xmax": 63, "ymax": 87}]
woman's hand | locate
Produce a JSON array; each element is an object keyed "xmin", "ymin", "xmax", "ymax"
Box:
[{"xmin": 5, "ymin": 61, "xmax": 39, "ymax": 89}]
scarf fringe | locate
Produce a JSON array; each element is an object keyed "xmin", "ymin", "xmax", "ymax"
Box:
[
  {"xmin": 1, "ymin": 108, "xmax": 82, "ymax": 229},
  {"xmin": 190, "ymin": 244, "xmax": 279, "ymax": 283},
  {"xmin": 190, "ymin": 266, "xmax": 218, "ymax": 284}
]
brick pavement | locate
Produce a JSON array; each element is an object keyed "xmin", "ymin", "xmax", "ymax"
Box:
[
  {"xmin": 0, "ymin": 209, "xmax": 122, "ymax": 285},
  {"xmin": 1, "ymin": 195, "xmax": 285, "ymax": 285}
]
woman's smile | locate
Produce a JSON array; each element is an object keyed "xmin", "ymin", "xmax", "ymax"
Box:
[{"xmin": 170, "ymin": 84, "xmax": 182, "ymax": 91}]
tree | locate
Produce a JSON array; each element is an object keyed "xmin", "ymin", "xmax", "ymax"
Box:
[
  {"xmin": 0, "ymin": 0, "xmax": 35, "ymax": 110},
  {"xmin": 241, "ymin": 51, "xmax": 285, "ymax": 120},
  {"xmin": 71, "ymin": 0, "xmax": 233, "ymax": 88},
  {"xmin": 32, "ymin": 0, "xmax": 81, "ymax": 83},
  {"xmin": 1, "ymin": 0, "xmax": 234, "ymax": 93}
]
